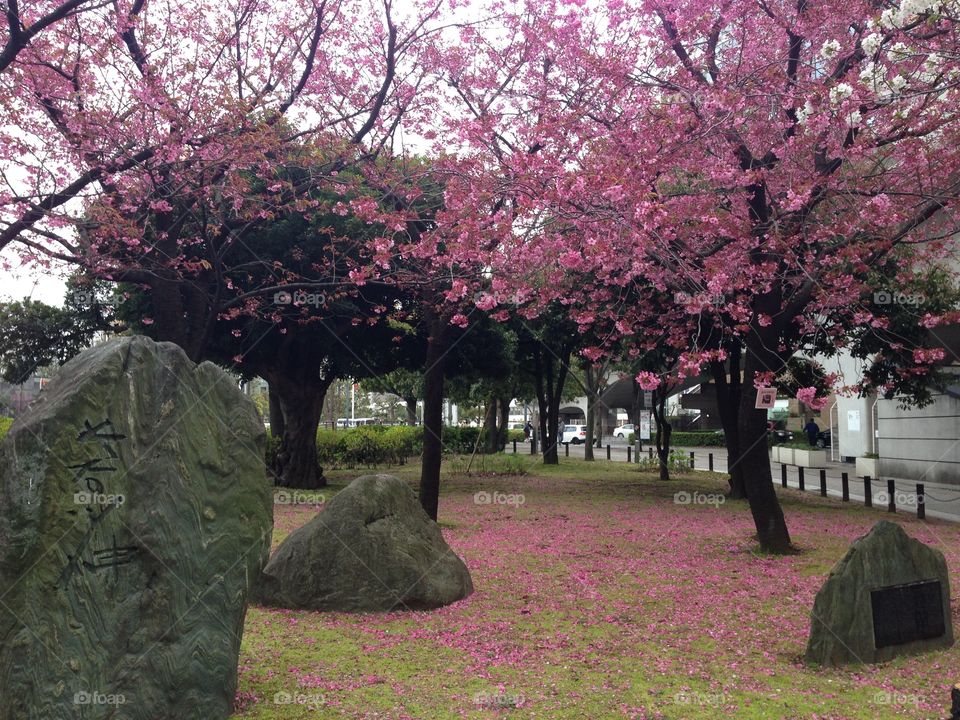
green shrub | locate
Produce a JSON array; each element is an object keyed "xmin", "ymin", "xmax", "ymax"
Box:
[
  {"xmin": 0, "ymin": 417, "xmax": 12, "ymax": 441},
  {"xmin": 668, "ymin": 431, "xmax": 726, "ymax": 447},
  {"xmin": 441, "ymin": 426, "xmax": 482, "ymax": 454},
  {"xmin": 507, "ymin": 428, "xmax": 525, "ymax": 443},
  {"xmin": 637, "ymin": 448, "xmax": 691, "ymax": 473},
  {"xmin": 316, "ymin": 428, "xmax": 342, "ymax": 465}
]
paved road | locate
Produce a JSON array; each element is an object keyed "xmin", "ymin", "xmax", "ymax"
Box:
[{"xmin": 506, "ymin": 439, "xmax": 960, "ymax": 523}]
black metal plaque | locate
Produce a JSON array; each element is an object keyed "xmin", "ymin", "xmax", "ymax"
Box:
[{"xmin": 871, "ymin": 579, "xmax": 945, "ymax": 649}]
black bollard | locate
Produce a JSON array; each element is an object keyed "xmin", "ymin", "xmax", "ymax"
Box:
[
  {"xmin": 513, "ymin": 439, "xmax": 517, "ymax": 454},
  {"xmin": 689, "ymin": 451, "xmax": 695, "ymax": 469},
  {"xmin": 820, "ymin": 469, "xmax": 827, "ymax": 497},
  {"xmin": 798, "ymin": 466, "xmax": 805, "ymax": 491},
  {"xmin": 917, "ymin": 483, "xmax": 925, "ymax": 520},
  {"xmin": 627, "ymin": 446, "xmax": 632, "ymax": 463},
  {"xmin": 606, "ymin": 444, "xmax": 611, "ymax": 460},
  {"xmin": 564, "ymin": 442, "xmax": 569, "ymax": 457},
  {"xmin": 887, "ymin": 479, "xmax": 896, "ymax": 513},
  {"xmin": 841, "ymin": 472, "xmax": 849, "ymax": 502},
  {"xmin": 864, "ymin": 476, "xmax": 872, "ymax": 507},
  {"xmin": 708, "ymin": 453, "xmax": 714, "ymax": 471},
  {"xmin": 781, "ymin": 464, "xmax": 787, "ymax": 488}
]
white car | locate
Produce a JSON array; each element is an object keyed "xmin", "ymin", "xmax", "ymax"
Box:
[
  {"xmin": 561, "ymin": 425, "xmax": 588, "ymax": 444},
  {"xmin": 613, "ymin": 424, "xmax": 634, "ymax": 439}
]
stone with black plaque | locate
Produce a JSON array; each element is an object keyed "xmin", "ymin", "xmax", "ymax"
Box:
[{"xmin": 804, "ymin": 520, "xmax": 953, "ymax": 666}]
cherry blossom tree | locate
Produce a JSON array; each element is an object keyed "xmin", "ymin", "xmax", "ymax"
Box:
[{"xmin": 435, "ymin": 0, "xmax": 960, "ymax": 551}]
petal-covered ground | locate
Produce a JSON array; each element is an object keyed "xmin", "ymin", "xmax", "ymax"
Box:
[{"xmin": 234, "ymin": 458, "xmax": 960, "ymax": 719}]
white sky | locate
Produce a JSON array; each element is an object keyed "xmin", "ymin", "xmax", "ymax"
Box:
[{"xmin": 0, "ymin": 249, "xmax": 68, "ymax": 305}]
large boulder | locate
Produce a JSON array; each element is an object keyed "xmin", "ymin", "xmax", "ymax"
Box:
[
  {"xmin": 805, "ymin": 520, "xmax": 953, "ymax": 666},
  {"xmin": 255, "ymin": 474, "xmax": 472, "ymax": 611},
  {"xmin": 0, "ymin": 336, "xmax": 273, "ymax": 720}
]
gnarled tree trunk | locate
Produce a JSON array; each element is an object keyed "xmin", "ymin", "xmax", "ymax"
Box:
[{"xmin": 266, "ymin": 369, "xmax": 332, "ymax": 489}]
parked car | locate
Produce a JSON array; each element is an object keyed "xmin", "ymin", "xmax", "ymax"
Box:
[
  {"xmin": 561, "ymin": 425, "xmax": 588, "ymax": 444},
  {"xmin": 767, "ymin": 421, "xmax": 793, "ymax": 444},
  {"xmin": 814, "ymin": 429, "xmax": 831, "ymax": 449},
  {"xmin": 613, "ymin": 424, "xmax": 634, "ymax": 439}
]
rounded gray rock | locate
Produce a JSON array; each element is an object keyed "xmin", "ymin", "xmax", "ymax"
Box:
[{"xmin": 255, "ymin": 474, "xmax": 473, "ymax": 612}]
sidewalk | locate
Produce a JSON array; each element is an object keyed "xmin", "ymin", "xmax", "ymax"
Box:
[{"xmin": 505, "ymin": 441, "xmax": 960, "ymax": 523}]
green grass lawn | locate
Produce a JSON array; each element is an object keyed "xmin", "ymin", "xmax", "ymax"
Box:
[{"xmin": 235, "ymin": 457, "xmax": 960, "ymax": 719}]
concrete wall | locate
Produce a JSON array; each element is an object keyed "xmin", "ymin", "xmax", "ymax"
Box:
[{"xmin": 877, "ymin": 390, "xmax": 960, "ymax": 485}]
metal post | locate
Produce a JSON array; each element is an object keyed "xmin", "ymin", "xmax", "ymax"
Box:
[
  {"xmin": 708, "ymin": 453, "xmax": 714, "ymax": 471},
  {"xmin": 781, "ymin": 464, "xmax": 787, "ymax": 488},
  {"xmin": 864, "ymin": 475, "xmax": 872, "ymax": 508},
  {"xmin": 513, "ymin": 440, "xmax": 517, "ymax": 454},
  {"xmin": 798, "ymin": 466, "xmax": 805, "ymax": 491},
  {"xmin": 606, "ymin": 444, "xmax": 611, "ymax": 460},
  {"xmin": 917, "ymin": 483, "xmax": 925, "ymax": 520},
  {"xmin": 627, "ymin": 446, "xmax": 632, "ymax": 463},
  {"xmin": 564, "ymin": 442, "xmax": 569, "ymax": 457},
  {"xmin": 841, "ymin": 472, "xmax": 849, "ymax": 501},
  {"xmin": 819, "ymin": 469, "xmax": 827, "ymax": 497},
  {"xmin": 648, "ymin": 448, "xmax": 654, "ymax": 460},
  {"xmin": 689, "ymin": 451, "xmax": 695, "ymax": 469},
  {"xmin": 887, "ymin": 479, "xmax": 896, "ymax": 513}
]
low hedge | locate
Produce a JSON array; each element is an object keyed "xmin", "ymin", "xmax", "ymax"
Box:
[
  {"xmin": 266, "ymin": 424, "xmax": 515, "ymax": 469},
  {"xmin": 628, "ymin": 430, "xmax": 725, "ymax": 447}
]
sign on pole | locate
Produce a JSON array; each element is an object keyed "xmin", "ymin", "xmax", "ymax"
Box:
[
  {"xmin": 755, "ymin": 387, "xmax": 777, "ymax": 410},
  {"xmin": 639, "ymin": 414, "xmax": 651, "ymax": 440}
]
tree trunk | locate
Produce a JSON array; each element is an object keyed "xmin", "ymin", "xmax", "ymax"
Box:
[
  {"xmin": 740, "ymin": 348, "xmax": 792, "ymax": 552},
  {"xmin": 712, "ymin": 346, "xmax": 746, "ymax": 498},
  {"xmin": 652, "ymin": 388, "xmax": 672, "ymax": 481},
  {"xmin": 584, "ymin": 364, "xmax": 596, "ymax": 461},
  {"xmin": 267, "ymin": 370, "xmax": 331, "ymax": 489},
  {"xmin": 534, "ymin": 353, "xmax": 559, "ymax": 465},
  {"xmin": 483, "ymin": 392, "xmax": 499, "ymax": 454},
  {"xmin": 268, "ymin": 384, "xmax": 285, "ymax": 440},
  {"xmin": 419, "ymin": 318, "xmax": 447, "ymax": 520},
  {"xmin": 405, "ymin": 397, "xmax": 418, "ymax": 425},
  {"xmin": 497, "ymin": 395, "xmax": 510, "ymax": 452}
]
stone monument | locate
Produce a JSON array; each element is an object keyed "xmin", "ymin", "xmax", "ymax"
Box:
[
  {"xmin": 805, "ymin": 520, "xmax": 953, "ymax": 666},
  {"xmin": 0, "ymin": 336, "xmax": 273, "ymax": 719}
]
